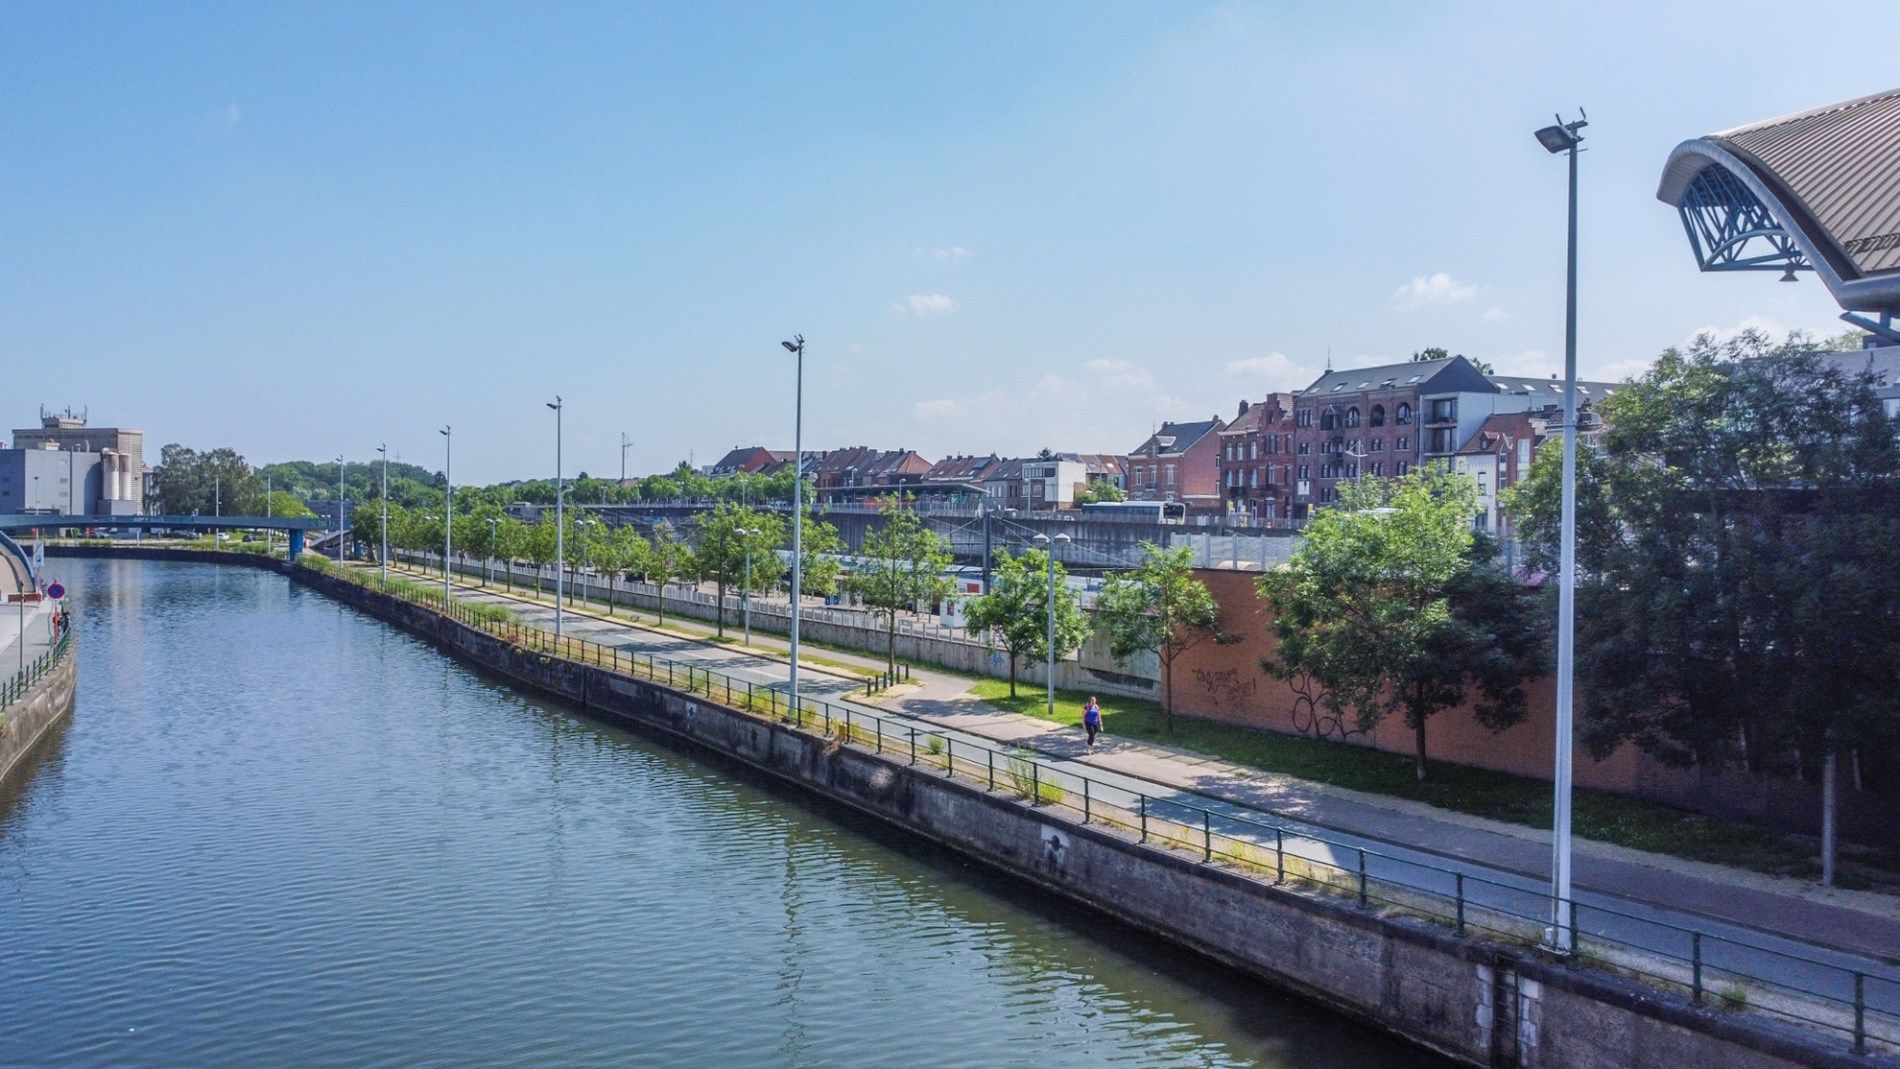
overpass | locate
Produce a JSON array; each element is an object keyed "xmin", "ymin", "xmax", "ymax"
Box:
[{"xmin": 0, "ymin": 514, "xmax": 330, "ymax": 558}]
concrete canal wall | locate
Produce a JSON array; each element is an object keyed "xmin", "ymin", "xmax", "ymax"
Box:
[
  {"xmin": 274, "ymin": 556, "xmax": 1881, "ymax": 1069},
  {"xmin": 0, "ymin": 637, "xmax": 75, "ymax": 789}
]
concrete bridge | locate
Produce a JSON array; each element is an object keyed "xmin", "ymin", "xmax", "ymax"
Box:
[{"xmin": 0, "ymin": 514, "xmax": 330, "ymax": 567}]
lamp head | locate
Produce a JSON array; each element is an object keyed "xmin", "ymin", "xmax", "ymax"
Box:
[
  {"xmin": 440, "ymin": 426, "xmax": 451, "ymax": 436},
  {"xmin": 1031, "ymin": 533, "xmax": 1050, "ymax": 546},
  {"xmin": 1534, "ymin": 111, "xmax": 1586, "ymax": 154},
  {"xmin": 782, "ymin": 335, "xmax": 803, "ymax": 353},
  {"xmin": 547, "ymin": 397, "xmax": 561, "ymax": 411}
]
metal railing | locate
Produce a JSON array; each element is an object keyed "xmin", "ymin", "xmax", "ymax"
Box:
[
  {"xmin": 1, "ymin": 625, "xmax": 73, "ymax": 712},
  {"xmin": 316, "ymin": 559, "xmax": 1896, "ymax": 1057}
]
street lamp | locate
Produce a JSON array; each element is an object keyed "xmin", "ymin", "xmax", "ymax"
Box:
[
  {"xmin": 335, "ymin": 456, "xmax": 347, "ymax": 565},
  {"xmin": 1537, "ymin": 108, "xmax": 1587, "ymax": 956},
  {"xmin": 1031, "ymin": 532, "xmax": 1072, "ymax": 719},
  {"xmin": 781, "ymin": 335, "xmax": 805, "ymax": 714},
  {"xmin": 376, "ymin": 444, "xmax": 389, "ymax": 585},
  {"xmin": 548, "ymin": 397, "xmax": 564, "ymax": 637},
  {"xmin": 735, "ymin": 527, "xmax": 756, "ymax": 645},
  {"xmin": 439, "ymin": 427, "xmax": 453, "ymax": 602},
  {"xmin": 575, "ymin": 518, "xmax": 596, "ymax": 607}
]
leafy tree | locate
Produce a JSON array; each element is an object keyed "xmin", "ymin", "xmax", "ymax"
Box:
[
  {"xmin": 642, "ymin": 519, "xmax": 696, "ymax": 624},
  {"xmin": 964, "ymin": 547, "xmax": 1089, "ymax": 698},
  {"xmin": 695, "ymin": 504, "xmax": 787, "ymax": 637},
  {"xmin": 266, "ymin": 490, "xmax": 315, "ymax": 519},
  {"xmin": 1261, "ymin": 468, "xmax": 1544, "ymax": 781},
  {"xmin": 793, "ymin": 505, "xmax": 845, "ymax": 599},
  {"xmin": 1409, "ymin": 346, "xmax": 1492, "ymax": 374},
  {"xmin": 1095, "ymin": 541, "xmax": 1222, "ymax": 731},
  {"xmin": 493, "ymin": 516, "xmax": 528, "ymax": 588},
  {"xmin": 1075, "ymin": 480, "xmax": 1127, "ymax": 505},
  {"xmin": 1507, "ymin": 330, "xmax": 1900, "ymax": 882},
  {"xmin": 846, "ymin": 499, "xmax": 953, "ymax": 671},
  {"xmin": 150, "ymin": 445, "xmax": 262, "ymax": 516}
]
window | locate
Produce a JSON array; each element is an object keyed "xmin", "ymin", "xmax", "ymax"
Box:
[
  {"xmin": 1298, "ymin": 463, "xmax": 1309, "ymax": 481},
  {"xmin": 1369, "ymin": 405, "xmax": 1385, "ymax": 427},
  {"xmin": 1320, "ymin": 411, "xmax": 1338, "ymax": 431},
  {"xmin": 1371, "ymin": 461, "xmax": 1384, "ymax": 476},
  {"xmin": 1248, "ymin": 441, "xmax": 1257, "ymax": 460},
  {"xmin": 1395, "ymin": 435, "xmax": 1410, "ymax": 452},
  {"xmin": 1428, "ymin": 428, "xmax": 1459, "ymax": 453},
  {"xmin": 1428, "ymin": 398, "xmax": 1456, "ymax": 422},
  {"xmin": 1396, "ymin": 460, "xmax": 1410, "ymax": 476},
  {"xmin": 1297, "ymin": 441, "xmax": 1310, "ymax": 456},
  {"xmin": 1165, "ymin": 465, "xmax": 1176, "ymax": 487},
  {"xmin": 1370, "ymin": 437, "xmax": 1384, "ymax": 453},
  {"xmin": 1344, "ymin": 460, "xmax": 1359, "ymax": 479},
  {"xmin": 1395, "ymin": 403, "xmax": 1413, "ymax": 426},
  {"xmin": 1518, "ymin": 439, "xmax": 1531, "ymax": 466},
  {"xmin": 1296, "ymin": 409, "xmax": 1313, "ymax": 428},
  {"xmin": 1249, "ymin": 469, "xmax": 1257, "ymax": 487},
  {"xmin": 1344, "ymin": 407, "xmax": 1361, "ymax": 428}
]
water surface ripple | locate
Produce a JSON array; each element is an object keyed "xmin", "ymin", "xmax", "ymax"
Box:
[{"xmin": 0, "ymin": 559, "xmax": 1444, "ymax": 1068}]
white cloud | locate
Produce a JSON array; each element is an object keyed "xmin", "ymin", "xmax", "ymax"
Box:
[
  {"xmin": 1084, "ymin": 357, "xmax": 1157, "ymax": 392},
  {"xmin": 1394, "ymin": 272, "xmax": 1478, "ymax": 306},
  {"xmin": 1489, "ymin": 347, "xmax": 1652, "ymax": 385},
  {"xmin": 914, "ymin": 245, "xmax": 974, "ymax": 263},
  {"xmin": 1687, "ymin": 315, "xmax": 1795, "ymax": 346},
  {"xmin": 913, "ymin": 398, "xmax": 963, "ymax": 418},
  {"xmin": 1223, "ymin": 351, "xmax": 1321, "ymax": 388},
  {"xmin": 1481, "ymin": 306, "xmax": 1510, "ymax": 322},
  {"xmin": 893, "ymin": 293, "xmax": 958, "ymax": 318}
]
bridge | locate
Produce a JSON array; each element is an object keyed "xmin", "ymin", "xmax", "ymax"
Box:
[{"xmin": 0, "ymin": 514, "xmax": 331, "ymax": 574}]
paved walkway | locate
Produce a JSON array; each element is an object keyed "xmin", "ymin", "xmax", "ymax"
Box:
[
  {"xmin": 0, "ymin": 600, "xmax": 54, "ymax": 681},
  {"xmin": 364, "ymin": 561, "xmax": 1900, "ymax": 1024}
]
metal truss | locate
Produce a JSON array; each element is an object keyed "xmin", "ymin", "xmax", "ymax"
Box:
[{"xmin": 1675, "ymin": 164, "xmax": 1811, "ymax": 275}]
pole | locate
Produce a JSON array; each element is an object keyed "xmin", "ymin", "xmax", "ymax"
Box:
[
  {"xmin": 487, "ymin": 518, "xmax": 497, "ymax": 586},
  {"xmin": 1045, "ymin": 542, "xmax": 1057, "ymax": 719},
  {"xmin": 551, "ymin": 398, "xmax": 565, "ymax": 638},
  {"xmin": 1550, "ymin": 125, "xmax": 1581, "ymax": 955},
  {"xmin": 742, "ymin": 536, "xmax": 753, "ymax": 645},
  {"xmin": 441, "ymin": 427, "xmax": 453, "ymax": 602},
  {"xmin": 787, "ymin": 337, "xmax": 805, "ymax": 714},
  {"xmin": 336, "ymin": 457, "xmax": 346, "ymax": 565},
  {"xmin": 981, "ymin": 503, "xmax": 992, "ymax": 591},
  {"xmin": 379, "ymin": 445, "xmax": 389, "ymax": 583}
]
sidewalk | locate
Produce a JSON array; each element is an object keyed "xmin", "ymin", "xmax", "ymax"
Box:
[
  {"xmin": 377, "ymin": 560, "xmax": 1900, "ymax": 964},
  {"xmin": 0, "ymin": 600, "xmax": 54, "ymax": 678}
]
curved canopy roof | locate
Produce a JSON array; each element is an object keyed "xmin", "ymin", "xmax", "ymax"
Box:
[{"xmin": 1656, "ymin": 87, "xmax": 1900, "ymax": 315}]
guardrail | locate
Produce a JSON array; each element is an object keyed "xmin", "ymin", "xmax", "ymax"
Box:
[
  {"xmin": 1, "ymin": 626, "xmax": 72, "ymax": 712},
  {"xmin": 312, "ymin": 557, "xmax": 1896, "ymax": 1057}
]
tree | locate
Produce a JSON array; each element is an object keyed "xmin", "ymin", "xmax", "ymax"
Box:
[
  {"xmin": 643, "ymin": 520, "xmax": 695, "ymax": 624},
  {"xmin": 1410, "ymin": 347, "xmax": 1491, "ymax": 374},
  {"xmin": 1095, "ymin": 542, "xmax": 1222, "ymax": 731},
  {"xmin": 149, "ymin": 445, "xmax": 262, "ymax": 516},
  {"xmin": 493, "ymin": 516, "xmax": 528, "ymax": 588},
  {"xmin": 964, "ymin": 547, "xmax": 1089, "ymax": 698},
  {"xmin": 695, "ymin": 504, "xmax": 787, "ymax": 637},
  {"xmin": 1075, "ymin": 480, "xmax": 1127, "ymax": 505},
  {"xmin": 1507, "ymin": 330, "xmax": 1900, "ymax": 882},
  {"xmin": 266, "ymin": 491, "xmax": 315, "ymax": 519},
  {"xmin": 1261, "ymin": 468, "xmax": 1544, "ymax": 781},
  {"xmin": 846, "ymin": 499, "xmax": 954, "ymax": 671},
  {"xmin": 792, "ymin": 503, "xmax": 845, "ymax": 600}
]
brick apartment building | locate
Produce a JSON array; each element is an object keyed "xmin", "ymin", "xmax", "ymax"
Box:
[
  {"xmin": 1289, "ymin": 355, "xmax": 1618, "ymax": 519},
  {"xmin": 1215, "ymin": 394, "xmax": 1296, "ymax": 525},
  {"xmin": 1126, "ymin": 417, "xmax": 1225, "ymax": 509}
]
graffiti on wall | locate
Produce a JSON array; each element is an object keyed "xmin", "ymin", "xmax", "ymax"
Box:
[
  {"xmin": 1192, "ymin": 665, "xmax": 1258, "ymax": 712},
  {"xmin": 1286, "ymin": 673, "xmax": 1366, "ymax": 740}
]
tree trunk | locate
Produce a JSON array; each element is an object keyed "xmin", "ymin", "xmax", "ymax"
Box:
[
  {"xmin": 887, "ymin": 616, "xmax": 897, "ymax": 673},
  {"xmin": 1822, "ymin": 747, "xmax": 1838, "ymax": 887},
  {"xmin": 716, "ymin": 579, "xmax": 726, "ymax": 637},
  {"xmin": 1414, "ymin": 683, "xmax": 1430, "ymax": 783},
  {"xmin": 1008, "ymin": 651, "xmax": 1018, "ymax": 698},
  {"xmin": 1414, "ymin": 714, "xmax": 1429, "ymax": 782},
  {"xmin": 657, "ymin": 581, "xmax": 666, "ymax": 624},
  {"xmin": 1163, "ymin": 653, "xmax": 1174, "ymax": 734}
]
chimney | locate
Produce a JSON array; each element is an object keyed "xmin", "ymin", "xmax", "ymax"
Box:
[{"xmin": 1237, "ymin": 399, "xmax": 1251, "ymax": 416}]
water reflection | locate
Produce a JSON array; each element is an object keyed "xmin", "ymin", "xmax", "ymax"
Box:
[{"xmin": 0, "ymin": 559, "xmax": 1446, "ymax": 1068}]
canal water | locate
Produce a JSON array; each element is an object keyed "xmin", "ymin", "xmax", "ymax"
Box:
[{"xmin": 0, "ymin": 559, "xmax": 1446, "ymax": 1068}]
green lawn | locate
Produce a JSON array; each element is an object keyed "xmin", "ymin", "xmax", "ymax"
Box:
[{"xmin": 968, "ymin": 679, "xmax": 1895, "ymax": 886}]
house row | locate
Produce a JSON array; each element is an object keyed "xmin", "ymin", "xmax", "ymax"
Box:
[{"xmin": 700, "ymin": 355, "xmax": 1619, "ymax": 526}]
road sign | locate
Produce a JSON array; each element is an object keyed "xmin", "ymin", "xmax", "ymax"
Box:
[
  {"xmin": 44, "ymin": 582, "xmax": 65, "ymax": 600},
  {"xmin": 30, "ymin": 539, "xmax": 43, "ymax": 579}
]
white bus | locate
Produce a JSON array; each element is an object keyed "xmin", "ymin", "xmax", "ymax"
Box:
[{"xmin": 1078, "ymin": 500, "xmax": 1187, "ymax": 524}]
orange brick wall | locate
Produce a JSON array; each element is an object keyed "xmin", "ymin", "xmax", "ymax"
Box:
[{"xmin": 1166, "ymin": 570, "xmax": 1895, "ymax": 848}]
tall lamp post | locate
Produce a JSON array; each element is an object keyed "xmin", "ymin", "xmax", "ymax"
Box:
[
  {"xmin": 781, "ymin": 335, "xmax": 805, "ymax": 714},
  {"xmin": 335, "ymin": 456, "xmax": 347, "ymax": 564},
  {"xmin": 440, "ymin": 426, "xmax": 453, "ymax": 602},
  {"xmin": 548, "ymin": 397, "xmax": 565, "ymax": 638},
  {"xmin": 376, "ymin": 444, "xmax": 389, "ymax": 584},
  {"xmin": 1030, "ymin": 532, "xmax": 1071, "ymax": 719},
  {"xmin": 1536, "ymin": 109, "xmax": 1587, "ymax": 956}
]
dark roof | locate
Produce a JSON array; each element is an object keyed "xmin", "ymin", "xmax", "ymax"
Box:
[
  {"xmin": 1457, "ymin": 411, "xmax": 1542, "ymax": 456},
  {"xmin": 1485, "ymin": 375, "xmax": 1623, "ymax": 401},
  {"xmin": 1299, "ymin": 356, "xmax": 1494, "ymax": 397},
  {"xmin": 1128, "ymin": 419, "xmax": 1221, "ymax": 458}
]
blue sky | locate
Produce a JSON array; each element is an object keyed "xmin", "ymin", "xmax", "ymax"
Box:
[{"xmin": 3, "ymin": 2, "xmax": 1894, "ymax": 483}]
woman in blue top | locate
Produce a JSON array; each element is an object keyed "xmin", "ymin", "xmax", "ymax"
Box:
[{"xmin": 1083, "ymin": 696, "xmax": 1103, "ymax": 752}]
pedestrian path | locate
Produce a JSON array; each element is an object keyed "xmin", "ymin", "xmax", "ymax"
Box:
[
  {"xmin": 362, "ymin": 561, "xmax": 1900, "ymax": 1027},
  {"xmin": 0, "ymin": 600, "xmax": 54, "ymax": 678}
]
